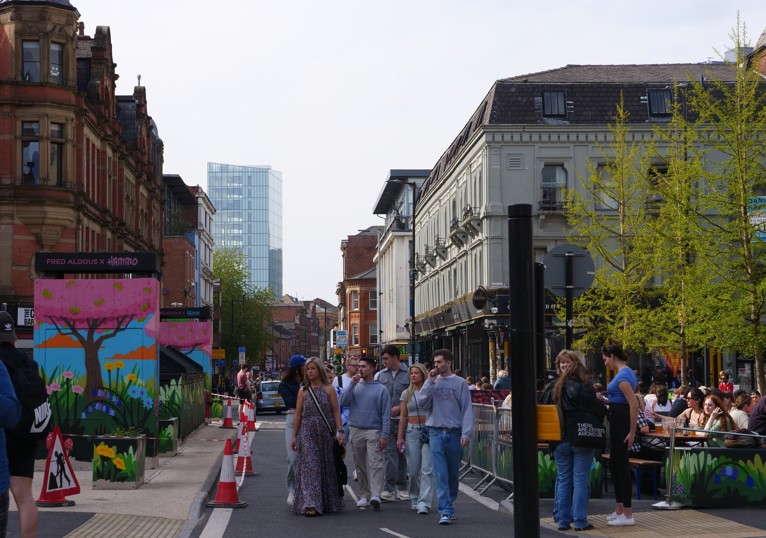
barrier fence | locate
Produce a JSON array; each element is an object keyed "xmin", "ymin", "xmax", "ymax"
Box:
[{"xmin": 461, "ymin": 403, "xmax": 514, "ymax": 498}]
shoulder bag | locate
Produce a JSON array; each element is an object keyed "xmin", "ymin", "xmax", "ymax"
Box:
[
  {"xmin": 414, "ymin": 391, "xmax": 429, "ymax": 444},
  {"xmin": 566, "ymin": 382, "xmax": 607, "ymax": 449},
  {"xmin": 307, "ymin": 386, "xmax": 347, "ymax": 495}
]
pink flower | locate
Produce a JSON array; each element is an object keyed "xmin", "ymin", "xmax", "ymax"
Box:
[
  {"xmin": 48, "ymin": 383, "xmax": 61, "ymax": 393},
  {"xmin": 63, "ymin": 371, "xmax": 74, "ymax": 379},
  {"xmin": 72, "ymin": 385, "xmax": 84, "ymax": 394}
]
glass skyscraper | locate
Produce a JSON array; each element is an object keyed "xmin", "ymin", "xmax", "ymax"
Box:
[{"xmin": 207, "ymin": 162, "xmax": 283, "ymax": 296}]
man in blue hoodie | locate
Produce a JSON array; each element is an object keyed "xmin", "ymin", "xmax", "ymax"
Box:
[
  {"xmin": 417, "ymin": 348, "xmax": 473, "ymax": 525},
  {"xmin": 339, "ymin": 355, "xmax": 390, "ymax": 510},
  {"xmin": 0, "ymin": 312, "xmax": 23, "ymax": 536}
]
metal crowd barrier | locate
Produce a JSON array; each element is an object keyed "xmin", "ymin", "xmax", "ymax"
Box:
[{"xmin": 460, "ymin": 403, "xmax": 514, "ymax": 498}]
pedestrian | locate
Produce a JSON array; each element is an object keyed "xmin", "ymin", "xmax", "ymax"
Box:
[
  {"xmin": 552, "ymin": 350, "xmax": 603, "ymax": 532},
  {"xmin": 278, "ymin": 354, "xmax": 306, "ymax": 506},
  {"xmin": 376, "ymin": 344, "xmax": 410, "ymax": 502},
  {"xmin": 235, "ymin": 364, "xmax": 252, "ymax": 418},
  {"xmin": 718, "ymin": 371, "xmax": 734, "ymax": 393},
  {"xmin": 416, "ymin": 349, "xmax": 473, "ymax": 525},
  {"xmin": 493, "ymin": 370, "xmax": 511, "ymax": 391},
  {"xmin": 339, "ymin": 355, "xmax": 390, "ymax": 510},
  {"xmin": 290, "ymin": 358, "xmax": 345, "ymax": 516},
  {"xmin": 602, "ymin": 344, "xmax": 638, "ymax": 527},
  {"xmin": 332, "ymin": 357, "xmax": 360, "ymax": 479},
  {"xmin": 0, "ymin": 312, "xmax": 30, "ymax": 537},
  {"xmin": 396, "ymin": 363, "xmax": 434, "ymax": 515}
]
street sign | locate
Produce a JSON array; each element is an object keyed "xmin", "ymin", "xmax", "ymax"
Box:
[
  {"xmin": 238, "ymin": 346, "xmax": 246, "ymax": 365},
  {"xmin": 543, "ymin": 244, "xmax": 595, "ymax": 298},
  {"xmin": 749, "ymin": 196, "xmax": 766, "ymax": 241},
  {"xmin": 336, "ymin": 330, "xmax": 348, "ymax": 347},
  {"xmin": 214, "ymin": 359, "xmax": 226, "ymax": 368},
  {"xmin": 212, "ymin": 348, "xmax": 226, "ymax": 360}
]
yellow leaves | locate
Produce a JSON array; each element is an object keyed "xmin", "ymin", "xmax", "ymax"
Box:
[
  {"xmin": 141, "ymin": 303, "xmax": 149, "ymax": 311},
  {"xmin": 113, "ymin": 283, "xmax": 123, "ymax": 291},
  {"xmin": 94, "ymin": 298, "xmax": 105, "ymax": 307},
  {"xmin": 66, "ymin": 280, "xmax": 76, "ymax": 288},
  {"xmin": 42, "ymin": 289, "xmax": 53, "ymax": 299},
  {"xmin": 69, "ymin": 307, "xmax": 80, "ymax": 315}
]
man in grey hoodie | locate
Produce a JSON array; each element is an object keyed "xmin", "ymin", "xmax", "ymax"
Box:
[
  {"xmin": 339, "ymin": 355, "xmax": 391, "ymax": 510},
  {"xmin": 417, "ymin": 348, "xmax": 473, "ymax": 525}
]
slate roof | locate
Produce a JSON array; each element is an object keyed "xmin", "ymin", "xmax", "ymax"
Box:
[
  {"xmin": 0, "ymin": 0, "xmax": 77, "ymax": 12},
  {"xmin": 421, "ymin": 63, "xmax": 742, "ymax": 197}
]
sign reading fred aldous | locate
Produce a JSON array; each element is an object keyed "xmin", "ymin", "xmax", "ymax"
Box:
[{"xmin": 35, "ymin": 252, "xmax": 161, "ymax": 274}]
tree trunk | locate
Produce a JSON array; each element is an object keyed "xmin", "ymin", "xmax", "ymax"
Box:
[{"xmin": 83, "ymin": 343, "xmax": 104, "ymax": 399}]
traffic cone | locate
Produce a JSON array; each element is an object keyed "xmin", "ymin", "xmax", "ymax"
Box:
[
  {"xmin": 233, "ymin": 421, "xmax": 246, "ymax": 453},
  {"xmin": 245, "ymin": 401, "xmax": 257, "ymax": 432},
  {"xmin": 235, "ymin": 422, "xmax": 255, "ymax": 476},
  {"xmin": 206, "ymin": 439, "xmax": 247, "ymax": 508},
  {"xmin": 220, "ymin": 398, "xmax": 236, "ymax": 429}
]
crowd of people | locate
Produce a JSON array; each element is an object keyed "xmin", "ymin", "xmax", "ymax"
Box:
[{"xmin": 277, "ymin": 347, "xmax": 473, "ymax": 525}]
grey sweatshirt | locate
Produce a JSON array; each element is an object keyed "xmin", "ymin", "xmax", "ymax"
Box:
[
  {"xmin": 416, "ymin": 374, "xmax": 473, "ymax": 440},
  {"xmin": 338, "ymin": 378, "xmax": 391, "ymax": 436}
]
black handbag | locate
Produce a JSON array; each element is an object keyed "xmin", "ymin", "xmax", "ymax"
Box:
[
  {"xmin": 415, "ymin": 395, "xmax": 429, "ymax": 444},
  {"xmin": 307, "ymin": 386, "xmax": 347, "ymax": 495}
]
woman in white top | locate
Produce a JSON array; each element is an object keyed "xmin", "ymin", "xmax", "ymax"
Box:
[
  {"xmin": 729, "ymin": 390, "xmax": 752, "ymax": 430},
  {"xmin": 396, "ymin": 363, "xmax": 435, "ymax": 514}
]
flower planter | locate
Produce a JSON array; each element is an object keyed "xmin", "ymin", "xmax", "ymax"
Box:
[
  {"xmin": 92, "ymin": 434, "xmax": 146, "ymax": 489},
  {"xmin": 158, "ymin": 418, "xmax": 179, "ymax": 456}
]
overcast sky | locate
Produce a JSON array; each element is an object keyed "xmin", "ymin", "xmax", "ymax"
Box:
[{"xmin": 72, "ymin": 0, "xmax": 766, "ymax": 302}]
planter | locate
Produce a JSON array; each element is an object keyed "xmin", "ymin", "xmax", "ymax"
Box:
[
  {"xmin": 92, "ymin": 434, "xmax": 146, "ymax": 489},
  {"xmin": 158, "ymin": 418, "xmax": 179, "ymax": 456}
]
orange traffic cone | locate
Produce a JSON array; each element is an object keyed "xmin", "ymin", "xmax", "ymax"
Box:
[
  {"xmin": 245, "ymin": 401, "xmax": 257, "ymax": 432},
  {"xmin": 235, "ymin": 422, "xmax": 255, "ymax": 476},
  {"xmin": 220, "ymin": 398, "xmax": 236, "ymax": 429},
  {"xmin": 206, "ymin": 438, "xmax": 247, "ymax": 508},
  {"xmin": 233, "ymin": 421, "xmax": 246, "ymax": 453}
]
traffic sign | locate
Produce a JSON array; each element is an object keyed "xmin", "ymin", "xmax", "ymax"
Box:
[
  {"xmin": 212, "ymin": 348, "xmax": 226, "ymax": 360},
  {"xmin": 543, "ymin": 244, "xmax": 595, "ymax": 298},
  {"xmin": 336, "ymin": 330, "xmax": 348, "ymax": 347},
  {"xmin": 238, "ymin": 347, "xmax": 246, "ymax": 365}
]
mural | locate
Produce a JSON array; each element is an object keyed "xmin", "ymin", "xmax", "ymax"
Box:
[
  {"xmin": 151, "ymin": 320, "xmax": 212, "ymax": 390},
  {"xmin": 34, "ymin": 279, "xmax": 160, "ymax": 459}
]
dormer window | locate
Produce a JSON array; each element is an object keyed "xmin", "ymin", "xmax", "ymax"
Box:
[
  {"xmin": 543, "ymin": 91, "xmax": 566, "ymax": 117},
  {"xmin": 648, "ymin": 89, "xmax": 672, "ymax": 117}
]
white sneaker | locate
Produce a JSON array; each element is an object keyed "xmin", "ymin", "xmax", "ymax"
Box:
[
  {"xmin": 380, "ymin": 491, "xmax": 396, "ymax": 502},
  {"xmin": 370, "ymin": 497, "xmax": 381, "ymax": 510},
  {"xmin": 396, "ymin": 489, "xmax": 410, "ymax": 500},
  {"xmin": 606, "ymin": 512, "xmax": 620, "ymax": 521},
  {"xmin": 356, "ymin": 498, "xmax": 369, "ymax": 508},
  {"xmin": 353, "ymin": 469, "xmax": 358, "ymax": 481},
  {"xmin": 607, "ymin": 514, "xmax": 635, "ymax": 526},
  {"xmin": 286, "ymin": 493, "xmax": 294, "ymax": 506}
]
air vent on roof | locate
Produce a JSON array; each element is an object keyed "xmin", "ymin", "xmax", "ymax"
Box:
[{"xmin": 507, "ymin": 154, "xmax": 523, "ymax": 170}]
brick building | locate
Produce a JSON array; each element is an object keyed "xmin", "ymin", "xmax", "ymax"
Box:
[{"xmin": 0, "ymin": 0, "xmax": 164, "ymax": 344}]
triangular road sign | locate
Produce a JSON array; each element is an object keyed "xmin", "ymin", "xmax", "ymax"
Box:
[{"xmin": 41, "ymin": 425, "xmax": 80, "ymax": 497}]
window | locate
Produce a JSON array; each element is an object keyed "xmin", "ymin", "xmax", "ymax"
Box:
[
  {"xmin": 50, "ymin": 43, "xmax": 64, "ymax": 84},
  {"xmin": 369, "ymin": 324, "xmax": 378, "ymax": 346},
  {"xmin": 22, "ymin": 41, "xmax": 40, "ymax": 82},
  {"xmin": 648, "ymin": 89, "xmax": 672, "ymax": 117},
  {"xmin": 646, "ymin": 164, "xmax": 668, "ymax": 211},
  {"xmin": 351, "ymin": 290, "xmax": 359, "ymax": 310},
  {"xmin": 50, "ymin": 123, "xmax": 64, "ymax": 186},
  {"xmin": 543, "ymin": 91, "xmax": 566, "ymax": 117},
  {"xmin": 540, "ymin": 165, "xmax": 567, "ymax": 210},
  {"xmin": 369, "ymin": 290, "xmax": 377, "ymax": 310},
  {"xmin": 21, "ymin": 121, "xmax": 40, "ymax": 184},
  {"xmin": 594, "ymin": 164, "xmax": 618, "ymax": 211},
  {"xmin": 352, "ymin": 324, "xmax": 359, "ymax": 346}
]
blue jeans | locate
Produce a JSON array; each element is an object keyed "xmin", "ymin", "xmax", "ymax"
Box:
[
  {"xmin": 429, "ymin": 428, "xmax": 462, "ymax": 517},
  {"xmin": 285, "ymin": 413, "xmax": 299, "ymax": 495},
  {"xmin": 405, "ymin": 424, "xmax": 434, "ymax": 509},
  {"xmin": 553, "ymin": 441, "xmax": 594, "ymax": 528}
]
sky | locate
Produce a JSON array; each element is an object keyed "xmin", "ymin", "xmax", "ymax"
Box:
[{"xmin": 70, "ymin": 0, "xmax": 766, "ymax": 302}]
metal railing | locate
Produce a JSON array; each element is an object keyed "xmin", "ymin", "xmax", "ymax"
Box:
[{"xmin": 461, "ymin": 403, "xmax": 514, "ymax": 498}]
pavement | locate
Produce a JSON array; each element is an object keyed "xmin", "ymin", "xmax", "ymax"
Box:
[{"xmin": 8, "ymin": 416, "xmax": 766, "ymax": 537}]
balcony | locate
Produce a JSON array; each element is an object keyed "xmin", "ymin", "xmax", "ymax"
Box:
[
  {"xmin": 424, "ymin": 246, "xmax": 437, "ymax": 268},
  {"xmin": 461, "ymin": 205, "xmax": 482, "ymax": 236},
  {"xmin": 539, "ymin": 200, "xmax": 565, "ymax": 212},
  {"xmin": 449, "ymin": 217, "xmax": 469, "ymax": 247},
  {"xmin": 414, "ymin": 253, "xmax": 428, "ymax": 274},
  {"xmin": 434, "ymin": 237, "xmax": 448, "ymax": 260}
]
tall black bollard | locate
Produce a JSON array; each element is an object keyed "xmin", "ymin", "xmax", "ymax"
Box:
[
  {"xmin": 535, "ymin": 262, "xmax": 546, "ymax": 382},
  {"xmin": 508, "ymin": 204, "xmax": 540, "ymax": 537}
]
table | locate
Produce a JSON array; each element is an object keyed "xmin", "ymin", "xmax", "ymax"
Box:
[{"xmin": 644, "ymin": 431, "xmax": 710, "ymax": 446}]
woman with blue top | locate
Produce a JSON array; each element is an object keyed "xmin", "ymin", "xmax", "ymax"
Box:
[{"xmin": 602, "ymin": 344, "xmax": 638, "ymax": 527}]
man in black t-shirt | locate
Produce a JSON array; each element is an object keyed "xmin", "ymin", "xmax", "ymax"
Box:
[{"xmin": 748, "ymin": 395, "xmax": 766, "ymax": 435}]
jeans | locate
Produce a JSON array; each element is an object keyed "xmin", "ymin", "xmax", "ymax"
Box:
[
  {"xmin": 284, "ymin": 413, "xmax": 299, "ymax": 495},
  {"xmin": 384, "ymin": 420, "xmax": 408, "ymax": 493},
  {"xmin": 405, "ymin": 424, "xmax": 434, "ymax": 509},
  {"xmin": 553, "ymin": 441, "xmax": 594, "ymax": 528},
  {"xmin": 429, "ymin": 428, "xmax": 462, "ymax": 517}
]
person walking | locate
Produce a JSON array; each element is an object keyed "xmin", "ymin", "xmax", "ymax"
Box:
[
  {"xmin": 416, "ymin": 349, "xmax": 473, "ymax": 525},
  {"xmin": 552, "ymin": 350, "xmax": 604, "ymax": 532},
  {"xmin": 602, "ymin": 344, "xmax": 638, "ymax": 527},
  {"xmin": 332, "ymin": 356, "xmax": 359, "ymax": 478},
  {"xmin": 0, "ymin": 312, "xmax": 36, "ymax": 538},
  {"xmin": 290, "ymin": 358, "xmax": 344, "ymax": 516},
  {"xmin": 278, "ymin": 354, "xmax": 306, "ymax": 506},
  {"xmin": 396, "ymin": 363, "xmax": 435, "ymax": 515},
  {"xmin": 377, "ymin": 345, "xmax": 410, "ymax": 502},
  {"xmin": 339, "ymin": 355, "xmax": 390, "ymax": 510},
  {"xmin": 235, "ymin": 364, "xmax": 252, "ymax": 419}
]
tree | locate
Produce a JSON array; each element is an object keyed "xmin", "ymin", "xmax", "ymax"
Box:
[
  {"xmin": 687, "ymin": 21, "xmax": 766, "ymax": 393},
  {"xmin": 564, "ymin": 95, "xmax": 656, "ymax": 353},
  {"xmin": 36, "ymin": 279, "xmax": 158, "ymax": 398},
  {"xmin": 213, "ymin": 247, "xmax": 274, "ymax": 370}
]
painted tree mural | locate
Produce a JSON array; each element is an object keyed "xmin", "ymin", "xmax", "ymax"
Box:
[
  {"xmin": 149, "ymin": 321, "xmax": 212, "ymax": 355},
  {"xmin": 35, "ymin": 279, "xmax": 159, "ymax": 398}
]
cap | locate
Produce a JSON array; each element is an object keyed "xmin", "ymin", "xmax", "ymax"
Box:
[
  {"xmin": 0, "ymin": 311, "xmax": 16, "ymax": 343},
  {"xmin": 289, "ymin": 354, "xmax": 306, "ymax": 368}
]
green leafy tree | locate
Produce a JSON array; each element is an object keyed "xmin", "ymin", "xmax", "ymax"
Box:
[
  {"xmin": 686, "ymin": 21, "xmax": 766, "ymax": 393},
  {"xmin": 213, "ymin": 247, "xmax": 274, "ymax": 372},
  {"xmin": 564, "ymin": 95, "xmax": 656, "ymax": 353}
]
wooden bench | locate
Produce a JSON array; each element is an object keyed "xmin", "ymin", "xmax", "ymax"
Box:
[{"xmin": 601, "ymin": 453, "xmax": 663, "ymax": 500}]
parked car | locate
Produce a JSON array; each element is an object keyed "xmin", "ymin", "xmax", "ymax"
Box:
[{"xmin": 256, "ymin": 381, "xmax": 284, "ymax": 413}]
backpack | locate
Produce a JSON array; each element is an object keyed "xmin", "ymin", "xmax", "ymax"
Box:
[{"xmin": 0, "ymin": 346, "xmax": 52, "ymax": 439}]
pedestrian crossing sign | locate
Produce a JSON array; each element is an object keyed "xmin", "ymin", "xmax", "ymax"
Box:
[{"xmin": 41, "ymin": 425, "xmax": 80, "ymax": 497}]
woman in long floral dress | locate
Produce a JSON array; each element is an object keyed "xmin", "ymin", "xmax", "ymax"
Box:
[{"xmin": 290, "ymin": 357, "xmax": 345, "ymax": 516}]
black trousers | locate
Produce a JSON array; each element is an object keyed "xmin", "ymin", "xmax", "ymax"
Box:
[{"xmin": 608, "ymin": 404, "xmax": 633, "ymax": 507}]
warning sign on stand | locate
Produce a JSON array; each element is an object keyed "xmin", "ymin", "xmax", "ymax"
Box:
[{"xmin": 41, "ymin": 426, "xmax": 80, "ymax": 498}]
